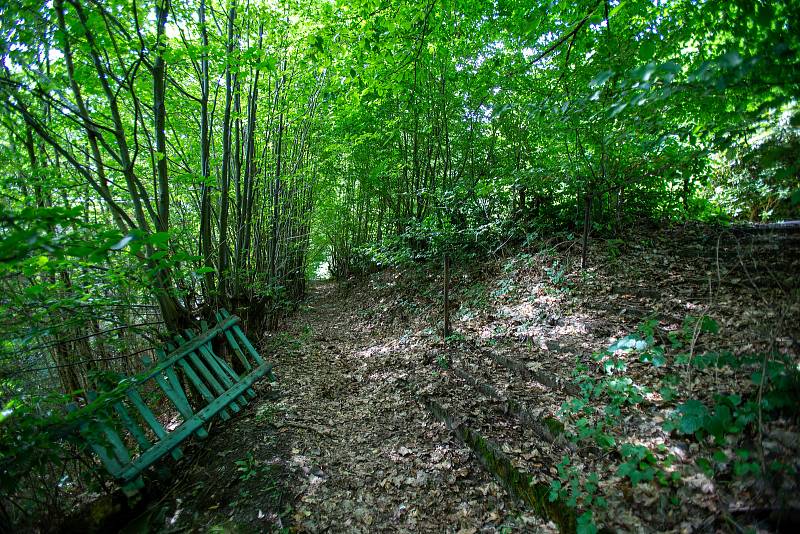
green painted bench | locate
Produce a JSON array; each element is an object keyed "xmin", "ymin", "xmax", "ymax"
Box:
[{"xmin": 66, "ymin": 309, "xmax": 274, "ymax": 494}]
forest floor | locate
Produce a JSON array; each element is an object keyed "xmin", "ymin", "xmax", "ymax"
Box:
[{"xmin": 146, "ymin": 222, "xmax": 799, "ymax": 533}]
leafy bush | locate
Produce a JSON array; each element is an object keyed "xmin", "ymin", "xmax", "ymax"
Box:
[
  {"xmin": 709, "ymin": 123, "xmax": 800, "ymax": 221},
  {"xmin": 0, "ymin": 391, "xmax": 109, "ymax": 530}
]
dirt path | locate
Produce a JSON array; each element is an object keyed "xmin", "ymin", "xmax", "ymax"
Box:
[
  {"xmin": 156, "ymin": 277, "xmax": 540, "ymax": 534},
  {"xmin": 159, "ymin": 225, "xmax": 798, "ymax": 533},
  {"xmin": 265, "ymin": 281, "xmax": 538, "ymax": 532}
]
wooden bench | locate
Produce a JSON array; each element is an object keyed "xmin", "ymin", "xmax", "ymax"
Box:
[{"xmin": 66, "ymin": 309, "xmax": 274, "ymax": 494}]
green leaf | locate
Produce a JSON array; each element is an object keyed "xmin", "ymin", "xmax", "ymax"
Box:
[
  {"xmin": 718, "ymin": 51, "xmax": 742, "ymax": 69},
  {"xmin": 638, "ymin": 40, "xmax": 656, "ymax": 63},
  {"xmin": 548, "ymin": 479, "xmax": 562, "ymax": 502},
  {"xmin": 25, "ymin": 284, "xmax": 46, "ymax": 296},
  {"xmin": 110, "ymin": 234, "xmax": 135, "ymax": 250},
  {"xmin": 577, "ymin": 512, "xmax": 597, "ymax": 534},
  {"xmin": 700, "ymin": 315, "xmax": 719, "ymax": 334},
  {"xmin": 659, "ymin": 385, "xmax": 676, "ymax": 401},
  {"xmin": 608, "ymin": 335, "xmax": 638, "ymax": 352},
  {"xmin": 696, "ymin": 457, "xmax": 713, "ymax": 475},
  {"xmin": 596, "ymin": 433, "xmax": 615, "ymax": 449},
  {"xmin": 589, "ymin": 70, "xmax": 614, "ymax": 88},
  {"xmin": 66, "ymin": 245, "xmax": 96, "ymax": 257},
  {"xmin": 641, "ymin": 346, "xmax": 665, "ymax": 366},
  {"xmin": 147, "ymin": 232, "xmax": 171, "ymax": 246},
  {"xmin": 677, "ymin": 399, "xmax": 708, "ymax": 434},
  {"xmin": 630, "ymin": 466, "xmax": 654, "ymax": 485},
  {"xmin": 608, "ymin": 0, "xmax": 626, "ymax": 18}
]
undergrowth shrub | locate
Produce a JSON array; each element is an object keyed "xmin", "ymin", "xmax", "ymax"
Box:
[
  {"xmin": 0, "ymin": 389, "xmax": 111, "ymax": 531},
  {"xmin": 555, "ymin": 316, "xmax": 799, "ymax": 532}
]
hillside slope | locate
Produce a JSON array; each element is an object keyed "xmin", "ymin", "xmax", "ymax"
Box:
[{"xmin": 154, "ymin": 223, "xmax": 799, "ymax": 533}]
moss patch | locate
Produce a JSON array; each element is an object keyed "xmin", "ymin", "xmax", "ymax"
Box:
[{"xmin": 543, "ymin": 416, "xmax": 565, "ymax": 436}]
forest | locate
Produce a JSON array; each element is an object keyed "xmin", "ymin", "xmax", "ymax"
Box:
[{"xmin": 0, "ymin": 0, "xmax": 798, "ymax": 531}]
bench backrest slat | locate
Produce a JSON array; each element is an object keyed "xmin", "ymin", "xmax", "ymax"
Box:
[
  {"xmin": 118, "ymin": 360, "xmax": 270, "ymax": 482},
  {"xmin": 224, "ymin": 329, "xmax": 253, "ymax": 372},
  {"xmin": 113, "ymin": 401, "xmax": 151, "ymax": 451},
  {"xmin": 72, "ymin": 311, "xmax": 270, "ymax": 491}
]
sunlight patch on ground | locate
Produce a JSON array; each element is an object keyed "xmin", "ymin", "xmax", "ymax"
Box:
[{"xmin": 357, "ymin": 343, "xmax": 391, "ymax": 359}]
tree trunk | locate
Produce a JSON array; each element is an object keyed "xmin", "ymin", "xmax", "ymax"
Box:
[
  {"xmin": 219, "ymin": 0, "xmax": 237, "ymax": 300},
  {"xmin": 153, "ymin": 0, "xmax": 170, "ymax": 233},
  {"xmin": 198, "ymin": 0, "xmax": 215, "ymax": 301},
  {"xmin": 581, "ymin": 185, "xmax": 592, "ymax": 270},
  {"xmin": 443, "ymin": 253, "xmax": 451, "ymax": 339}
]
